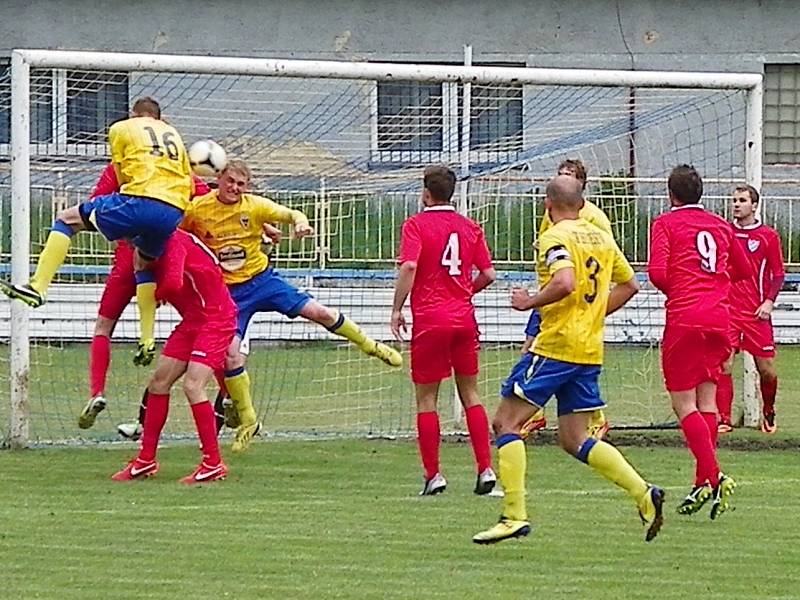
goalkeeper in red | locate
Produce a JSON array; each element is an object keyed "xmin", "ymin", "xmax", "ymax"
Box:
[
  {"xmin": 112, "ymin": 229, "xmax": 235, "ymax": 484},
  {"xmin": 392, "ymin": 165, "xmax": 498, "ymax": 497},
  {"xmin": 716, "ymin": 184, "xmax": 784, "ymax": 434},
  {"xmin": 648, "ymin": 165, "xmax": 751, "ymax": 519}
]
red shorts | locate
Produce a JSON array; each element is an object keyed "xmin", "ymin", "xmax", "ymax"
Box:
[
  {"xmin": 162, "ymin": 318, "xmax": 235, "ymax": 371},
  {"xmin": 661, "ymin": 324, "xmax": 731, "ymax": 392},
  {"xmin": 410, "ymin": 326, "xmax": 479, "ymax": 385},
  {"xmin": 728, "ymin": 315, "xmax": 775, "ymax": 358},
  {"xmin": 98, "ymin": 242, "xmax": 135, "ymax": 320}
]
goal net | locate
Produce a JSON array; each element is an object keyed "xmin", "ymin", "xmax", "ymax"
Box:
[{"xmin": 0, "ymin": 51, "xmax": 762, "ymax": 445}]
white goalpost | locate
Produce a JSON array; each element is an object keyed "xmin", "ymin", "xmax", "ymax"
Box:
[{"xmin": 1, "ymin": 49, "xmax": 763, "ymax": 447}]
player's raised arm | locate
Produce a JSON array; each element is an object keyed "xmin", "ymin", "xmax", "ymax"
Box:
[
  {"xmin": 155, "ymin": 233, "xmax": 189, "ymax": 299},
  {"xmin": 191, "ymin": 174, "xmax": 211, "ymax": 197},
  {"xmin": 92, "ymin": 163, "xmax": 119, "ymax": 198},
  {"xmin": 647, "ymin": 219, "xmax": 671, "ymax": 293},
  {"xmin": 256, "ymin": 194, "xmax": 313, "ymax": 238}
]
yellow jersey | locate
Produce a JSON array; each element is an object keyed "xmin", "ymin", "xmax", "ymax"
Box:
[
  {"xmin": 182, "ymin": 191, "xmax": 309, "ymax": 285},
  {"xmin": 533, "ymin": 218, "xmax": 634, "ymax": 365},
  {"xmin": 109, "ymin": 116, "xmax": 192, "ymax": 211},
  {"xmin": 538, "ymin": 198, "xmax": 612, "ymax": 238}
]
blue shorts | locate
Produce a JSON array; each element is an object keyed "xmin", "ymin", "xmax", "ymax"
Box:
[
  {"xmin": 500, "ymin": 353, "xmax": 606, "ymax": 416},
  {"xmin": 228, "ymin": 268, "xmax": 313, "ymax": 338},
  {"xmin": 79, "ymin": 193, "xmax": 183, "ymax": 259},
  {"xmin": 525, "ymin": 310, "xmax": 541, "ymax": 338}
]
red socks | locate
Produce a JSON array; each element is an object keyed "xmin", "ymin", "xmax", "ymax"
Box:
[
  {"xmin": 715, "ymin": 373, "xmax": 733, "ymax": 425},
  {"xmin": 464, "ymin": 404, "xmax": 492, "ymax": 473},
  {"xmin": 701, "ymin": 411, "xmax": 719, "ymax": 448},
  {"xmin": 761, "ymin": 377, "xmax": 778, "ymax": 415},
  {"xmin": 89, "ymin": 335, "xmax": 111, "ymax": 398},
  {"xmin": 416, "ymin": 411, "xmax": 441, "ymax": 479},
  {"xmin": 680, "ymin": 411, "xmax": 720, "ymax": 488},
  {"xmin": 139, "ymin": 392, "xmax": 169, "ymax": 462},
  {"xmin": 191, "ymin": 401, "xmax": 221, "ymax": 465}
]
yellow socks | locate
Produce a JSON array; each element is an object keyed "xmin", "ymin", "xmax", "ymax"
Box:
[
  {"xmin": 497, "ymin": 434, "xmax": 528, "ymax": 521},
  {"xmin": 224, "ymin": 367, "xmax": 257, "ymax": 426},
  {"xmin": 328, "ymin": 312, "xmax": 370, "ymax": 350},
  {"xmin": 578, "ymin": 438, "xmax": 648, "ymax": 503},
  {"xmin": 135, "ymin": 279, "xmax": 157, "ymax": 343},
  {"xmin": 30, "ymin": 225, "xmax": 72, "ymax": 294}
]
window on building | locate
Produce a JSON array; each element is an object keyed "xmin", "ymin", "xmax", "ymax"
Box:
[
  {"xmin": 372, "ymin": 62, "xmax": 524, "ymax": 164},
  {"xmin": 764, "ymin": 64, "xmax": 800, "ymax": 164},
  {"xmin": 0, "ymin": 63, "xmax": 129, "ymax": 148}
]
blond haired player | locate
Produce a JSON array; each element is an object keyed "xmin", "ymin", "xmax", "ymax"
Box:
[{"xmin": 175, "ymin": 160, "xmax": 401, "ymax": 450}]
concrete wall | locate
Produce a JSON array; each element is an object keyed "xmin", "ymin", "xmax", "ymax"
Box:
[{"xmin": 3, "ymin": 0, "xmax": 800, "ymax": 70}]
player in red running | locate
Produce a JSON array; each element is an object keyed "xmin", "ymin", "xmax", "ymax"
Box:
[
  {"xmin": 77, "ymin": 163, "xmax": 210, "ymax": 430},
  {"xmin": 391, "ymin": 165, "xmax": 497, "ymax": 496},
  {"xmin": 112, "ymin": 229, "xmax": 236, "ymax": 484},
  {"xmin": 648, "ymin": 165, "xmax": 751, "ymax": 520},
  {"xmin": 716, "ymin": 185, "xmax": 784, "ymax": 434}
]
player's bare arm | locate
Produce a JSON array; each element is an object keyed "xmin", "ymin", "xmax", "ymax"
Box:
[
  {"xmin": 262, "ymin": 222, "xmax": 283, "ymax": 245},
  {"xmin": 511, "ymin": 267, "xmax": 575, "ymax": 311},
  {"xmin": 472, "ymin": 267, "xmax": 497, "ymax": 294},
  {"xmin": 391, "ymin": 260, "xmax": 417, "ymax": 341},
  {"xmin": 606, "ymin": 277, "xmax": 639, "ymax": 316}
]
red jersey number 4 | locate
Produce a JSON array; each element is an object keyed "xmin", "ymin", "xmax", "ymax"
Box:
[{"xmin": 441, "ymin": 232, "xmax": 462, "ymax": 276}]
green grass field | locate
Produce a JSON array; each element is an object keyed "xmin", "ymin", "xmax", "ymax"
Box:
[
  {"xmin": 2, "ymin": 342, "xmax": 800, "ymax": 445},
  {"xmin": 2, "ymin": 341, "xmax": 800, "ymax": 598},
  {"xmin": 0, "ymin": 441, "xmax": 798, "ymax": 599}
]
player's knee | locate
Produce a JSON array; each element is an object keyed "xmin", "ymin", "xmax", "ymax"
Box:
[
  {"xmin": 55, "ymin": 207, "xmax": 82, "ymax": 230},
  {"xmin": 147, "ymin": 376, "xmax": 171, "ymax": 396},
  {"xmin": 94, "ymin": 316, "xmax": 115, "ymax": 337},
  {"xmin": 759, "ymin": 365, "xmax": 777, "ymax": 383},
  {"xmin": 182, "ymin": 375, "xmax": 205, "ymax": 402},
  {"xmin": 224, "ymin": 350, "xmax": 245, "ymax": 372}
]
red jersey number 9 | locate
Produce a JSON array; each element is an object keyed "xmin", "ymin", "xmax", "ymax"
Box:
[
  {"xmin": 696, "ymin": 230, "xmax": 718, "ymax": 273},
  {"xmin": 441, "ymin": 232, "xmax": 462, "ymax": 276}
]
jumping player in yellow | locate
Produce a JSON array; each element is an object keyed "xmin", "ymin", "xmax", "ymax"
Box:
[
  {"xmin": 145, "ymin": 159, "xmax": 401, "ymax": 450},
  {"xmin": 0, "ymin": 97, "xmax": 192, "ymax": 366},
  {"xmin": 473, "ymin": 175, "xmax": 664, "ymax": 544}
]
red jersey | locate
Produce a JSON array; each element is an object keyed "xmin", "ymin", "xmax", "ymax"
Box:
[
  {"xmin": 398, "ymin": 205, "xmax": 493, "ymax": 329},
  {"xmin": 730, "ymin": 221, "xmax": 785, "ymax": 316},
  {"xmin": 91, "ymin": 163, "xmax": 210, "ymax": 198},
  {"xmin": 648, "ymin": 204, "xmax": 751, "ymax": 331},
  {"xmin": 154, "ymin": 230, "xmax": 237, "ymax": 325}
]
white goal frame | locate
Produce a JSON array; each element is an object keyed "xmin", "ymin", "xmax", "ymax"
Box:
[{"xmin": 7, "ymin": 49, "xmax": 764, "ymax": 448}]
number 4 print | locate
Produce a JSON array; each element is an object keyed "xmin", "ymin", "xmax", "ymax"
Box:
[{"xmin": 441, "ymin": 232, "xmax": 462, "ymax": 276}]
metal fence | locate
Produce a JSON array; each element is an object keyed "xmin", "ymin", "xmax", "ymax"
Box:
[{"xmin": 1, "ymin": 177, "xmax": 798, "ymax": 270}]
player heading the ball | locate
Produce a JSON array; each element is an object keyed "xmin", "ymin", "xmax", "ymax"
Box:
[{"xmin": 0, "ymin": 97, "xmax": 195, "ymax": 367}]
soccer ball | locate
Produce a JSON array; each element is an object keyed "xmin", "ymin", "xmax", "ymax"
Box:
[{"xmin": 188, "ymin": 140, "xmax": 227, "ymax": 178}]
